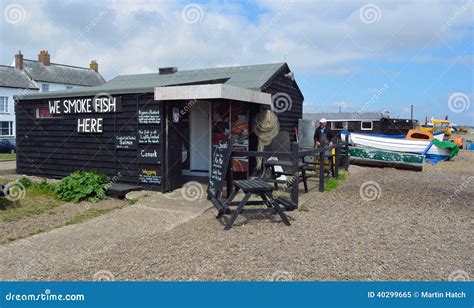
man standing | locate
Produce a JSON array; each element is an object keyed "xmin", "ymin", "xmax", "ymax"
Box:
[{"xmin": 314, "ymin": 118, "xmax": 334, "ymax": 148}]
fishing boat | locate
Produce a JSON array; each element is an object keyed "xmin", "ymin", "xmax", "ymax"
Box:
[
  {"xmin": 341, "ymin": 130, "xmax": 450, "ymax": 158},
  {"xmin": 349, "ymin": 147, "xmax": 424, "ymax": 171}
]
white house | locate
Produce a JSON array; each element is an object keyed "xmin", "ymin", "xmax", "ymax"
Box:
[{"xmin": 0, "ymin": 50, "xmax": 105, "ymax": 140}]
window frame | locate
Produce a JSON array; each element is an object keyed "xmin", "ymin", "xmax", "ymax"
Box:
[
  {"xmin": 361, "ymin": 121, "xmax": 373, "ymax": 130},
  {"xmin": 36, "ymin": 107, "xmax": 60, "ymax": 119},
  {"xmin": 41, "ymin": 83, "xmax": 50, "ymax": 92},
  {"xmin": 0, "ymin": 121, "xmax": 13, "ymax": 136},
  {"xmin": 331, "ymin": 121, "xmax": 348, "ymax": 130},
  {"xmin": 0, "ymin": 96, "xmax": 8, "ymax": 113}
]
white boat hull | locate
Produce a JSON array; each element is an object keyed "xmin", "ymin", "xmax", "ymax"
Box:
[{"xmin": 342, "ymin": 132, "xmax": 449, "ymax": 157}]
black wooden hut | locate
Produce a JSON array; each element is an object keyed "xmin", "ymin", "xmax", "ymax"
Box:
[
  {"xmin": 304, "ymin": 112, "xmax": 417, "ymax": 135},
  {"xmin": 15, "ymin": 63, "xmax": 304, "ymax": 192}
]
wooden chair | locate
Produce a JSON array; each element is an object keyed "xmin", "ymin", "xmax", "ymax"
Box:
[{"xmin": 261, "ymin": 131, "xmax": 309, "ymax": 193}]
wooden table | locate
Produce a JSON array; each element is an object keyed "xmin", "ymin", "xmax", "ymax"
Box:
[{"xmin": 221, "ymin": 179, "xmax": 291, "ymax": 230}]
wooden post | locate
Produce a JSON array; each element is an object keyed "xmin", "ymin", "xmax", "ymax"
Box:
[
  {"xmin": 344, "ymin": 138, "xmax": 349, "ymax": 171},
  {"xmin": 226, "ymin": 152, "xmax": 234, "ymax": 198},
  {"xmin": 319, "ymin": 148, "xmax": 324, "ymax": 192},
  {"xmin": 334, "ymin": 143, "xmax": 339, "ymax": 179},
  {"xmin": 291, "ymin": 142, "xmax": 299, "ymax": 207}
]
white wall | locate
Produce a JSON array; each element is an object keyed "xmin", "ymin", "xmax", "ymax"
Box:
[
  {"xmin": 0, "ymin": 87, "xmax": 34, "ymax": 138},
  {"xmin": 0, "ymin": 82, "xmax": 82, "ymax": 139},
  {"xmin": 36, "ymin": 81, "xmax": 83, "ymax": 92}
]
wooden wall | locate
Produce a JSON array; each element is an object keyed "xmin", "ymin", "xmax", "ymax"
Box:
[
  {"xmin": 16, "ymin": 93, "xmax": 166, "ymax": 191},
  {"xmin": 262, "ymin": 67, "xmax": 304, "ymax": 141}
]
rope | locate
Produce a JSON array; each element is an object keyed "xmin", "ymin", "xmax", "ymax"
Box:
[{"xmin": 253, "ymin": 110, "xmax": 280, "ymax": 169}]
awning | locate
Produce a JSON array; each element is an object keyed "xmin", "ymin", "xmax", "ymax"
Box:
[{"xmin": 154, "ymin": 84, "xmax": 271, "ymax": 105}]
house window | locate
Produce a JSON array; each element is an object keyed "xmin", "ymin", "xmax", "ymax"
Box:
[
  {"xmin": 42, "ymin": 83, "xmax": 49, "ymax": 92},
  {"xmin": 0, "ymin": 97, "xmax": 8, "ymax": 113},
  {"xmin": 66, "ymin": 85, "xmax": 73, "ymax": 90},
  {"xmin": 361, "ymin": 121, "xmax": 373, "ymax": 130},
  {"xmin": 0, "ymin": 121, "xmax": 13, "ymax": 136},
  {"xmin": 331, "ymin": 121, "xmax": 348, "ymax": 130},
  {"xmin": 36, "ymin": 107, "xmax": 58, "ymax": 119}
]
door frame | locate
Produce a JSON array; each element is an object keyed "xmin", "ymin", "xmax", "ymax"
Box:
[{"xmin": 184, "ymin": 100, "xmax": 211, "ymax": 177}]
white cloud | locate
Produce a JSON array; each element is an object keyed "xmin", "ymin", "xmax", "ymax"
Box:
[{"xmin": 0, "ymin": 0, "xmax": 472, "ymax": 81}]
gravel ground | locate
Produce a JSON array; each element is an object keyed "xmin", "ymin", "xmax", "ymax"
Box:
[
  {"xmin": 0, "ymin": 198, "xmax": 129, "ymax": 244},
  {"xmin": 0, "ymin": 151, "xmax": 472, "ymax": 281}
]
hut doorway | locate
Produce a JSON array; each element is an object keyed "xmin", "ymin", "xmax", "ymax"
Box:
[{"xmin": 188, "ymin": 100, "xmax": 211, "ymax": 176}]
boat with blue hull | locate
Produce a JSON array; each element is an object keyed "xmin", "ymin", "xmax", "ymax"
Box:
[{"xmin": 341, "ymin": 130, "xmax": 450, "ymax": 159}]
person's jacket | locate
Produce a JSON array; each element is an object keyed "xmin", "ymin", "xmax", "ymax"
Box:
[{"xmin": 314, "ymin": 125, "xmax": 335, "ymax": 143}]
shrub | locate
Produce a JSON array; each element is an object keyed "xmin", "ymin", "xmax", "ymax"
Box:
[
  {"xmin": 18, "ymin": 177, "xmax": 32, "ymax": 188},
  {"xmin": 55, "ymin": 171, "xmax": 108, "ymax": 203}
]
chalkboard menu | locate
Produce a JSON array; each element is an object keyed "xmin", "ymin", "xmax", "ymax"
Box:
[
  {"xmin": 115, "ymin": 134, "xmax": 137, "ymax": 150},
  {"xmin": 139, "ymin": 166, "xmax": 162, "ymax": 184},
  {"xmin": 138, "ymin": 148, "xmax": 161, "ymax": 164},
  {"xmin": 138, "ymin": 108, "xmax": 161, "ymax": 124},
  {"xmin": 139, "ymin": 129, "xmax": 160, "ymax": 144},
  {"xmin": 207, "ymin": 139, "xmax": 233, "ymax": 199}
]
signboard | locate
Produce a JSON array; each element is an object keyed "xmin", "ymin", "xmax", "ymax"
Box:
[
  {"xmin": 138, "ymin": 108, "xmax": 161, "ymax": 124},
  {"xmin": 139, "ymin": 166, "xmax": 162, "ymax": 184},
  {"xmin": 116, "ymin": 134, "xmax": 137, "ymax": 150},
  {"xmin": 48, "ymin": 95, "xmax": 121, "ymax": 134},
  {"xmin": 138, "ymin": 148, "xmax": 161, "ymax": 164},
  {"xmin": 207, "ymin": 139, "xmax": 233, "ymax": 199},
  {"xmin": 138, "ymin": 129, "xmax": 160, "ymax": 144}
]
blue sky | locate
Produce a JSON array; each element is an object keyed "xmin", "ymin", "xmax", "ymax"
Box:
[{"xmin": 1, "ymin": 0, "xmax": 473, "ymax": 124}]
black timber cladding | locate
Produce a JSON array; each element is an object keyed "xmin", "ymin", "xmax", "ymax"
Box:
[
  {"xmin": 16, "ymin": 93, "xmax": 166, "ymax": 191},
  {"xmin": 15, "ymin": 63, "xmax": 305, "ymax": 188},
  {"xmin": 262, "ymin": 65, "xmax": 304, "ymax": 141}
]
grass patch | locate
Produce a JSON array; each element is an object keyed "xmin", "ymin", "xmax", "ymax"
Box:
[
  {"xmin": 29, "ymin": 228, "xmax": 45, "ymax": 236},
  {"xmin": 324, "ymin": 178, "xmax": 340, "ymax": 192},
  {"xmin": 127, "ymin": 198, "xmax": 138, "ymax": 205},
  {"xmin": 298, "ymin": 204, "xmax": 309, "ymax": 212},
  {"xmin": 0, "ymin": 153, "xmax": 16, "ymax": 160},
  {"xmin": 338, "ymin": 172, "xmax": 348, "ymax": 181},
  {"xmin": 324, "ymin": 171, "xmax": 348, "ymax": 192},
  {"xmin": 65, "ymin": 207, "xmax": 118, "ymax": 226},
  {"xmin": 0, "ymin": 185, "xmax": 62, "ymax": 223}
]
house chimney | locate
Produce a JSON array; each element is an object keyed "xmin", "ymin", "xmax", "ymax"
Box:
[
  {"xmin": 15, "ymin": 50, "xmax": 23, "ymax": 70},
  {"xmin": 159, "ymin": 67, "xmax": 178, "ymax": 75},
  {"xmin": 90, "ymin": 60, "xmax": 98, "ymax": 73},
  {"xmin": 38, "ymin": 50, "xmax": 50, "ymax": 66}
]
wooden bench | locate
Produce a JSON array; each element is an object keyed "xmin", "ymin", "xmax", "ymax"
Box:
[
  {"xmin": 263, "ymin": 160, "xmax": 309, "ymax": 193},
  {"xmin": 220, "ymin": 179, "xmax": 292, "ymax": 230}
]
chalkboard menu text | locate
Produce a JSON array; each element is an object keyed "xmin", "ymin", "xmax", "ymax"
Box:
[
  {"xmin": 116, "ymin": 134, "xmax": 137, "ymax": 149},
  {"xmin": 207, "ymin": 139, "xmax": 232, "ymax": 198},
  {"xmin": 138, "ymin": 109, "xmax": 161, "ymax": 124},
  {"xmin": 138, "ymin": 148, "xmax": 161, "ymax": 164},
  {"xmin": 139, "ymin": 129, "xmax": 160, "ymax": 144},
  {"xmin": 139, "ymin": 167, "xmax": 162, "ymax": 184}
]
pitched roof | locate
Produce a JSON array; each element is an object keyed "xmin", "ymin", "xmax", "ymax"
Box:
[
  {"xmin": 18, "ymin": 63, "xmax": 291, "ymax": 100},
  {"xmin": 22, "ymin": 59, "xmax": 105, "ymax": 87},
  {"xmin": 304, "ymin": 112, "xmax": 384, "ymax": 121},
  {"xmin": 0, "ymin": 65, "xmax": 38, "ymax": 89}
]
